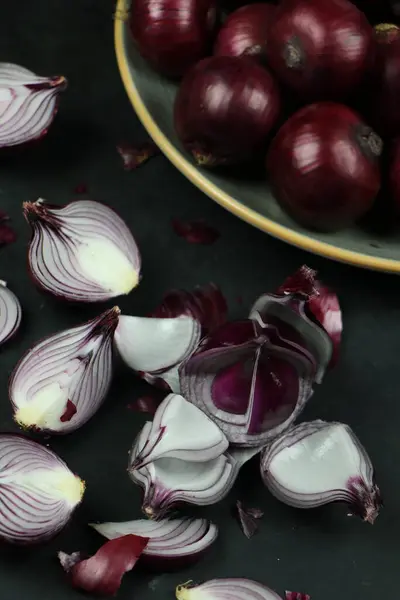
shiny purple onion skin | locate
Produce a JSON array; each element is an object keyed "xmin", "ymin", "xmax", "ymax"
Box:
[
  {"xmin": 174, "ymin": 56, "xmax": 281, "ymax": 167},
  {"xmin": 213, "ymin": 4, "xmax": 275, "ymax": 63},
  {"xmin": 129, "ymin": 0, "xmax": 218, "ymax": 78}
]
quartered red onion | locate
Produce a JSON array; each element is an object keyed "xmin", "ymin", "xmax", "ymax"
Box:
[
  {"xmin": 176, "ymin": 579, "xmax": 285, "ymax": 600},
  {"xmin": 9, "ymin": 307, "xmax": 119, "ymax": 434},
  {"xmin": 59, "ymin": 534, "xmax": 149, "ymax": 595},
  {"xmin": 130, "ymin": 393, "xmax": 229, "ymax": 469},
  {"xmin": 260, "ymin": 420, "xmax": 382, "ymax": 523},
  {"xmin": 130, "ymin": 422, "xmax": 259, "ymax": 517},
  {"xmin": 214, "ymin": 4, "xmax": 275, "ymax": 63},
  {"xmin": 0, "ymin": 63, "xmax": 66, "ymax": 148},
  {"xmin": 0, "ymin": 434, "xmax": 84, "ymax": 544},
  {"xmin": 24, "ymin": 199, "xmax": 141, "ymax": 302},
  {"xmin": 0, "ymin": 280, "xmax": 22, "ymax": 346},
  {"xmin": 129, "ymin": 0, "xmax": 218, "ymax": 78},
  {"xmin": 92, "ymin": 516, "xmax": 218, "ymax": 568}
]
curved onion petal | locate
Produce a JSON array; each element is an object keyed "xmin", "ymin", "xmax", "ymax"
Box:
[
  {"xmin": 24, "ymin": 198, "xmax": 141, "ymax": 302},
  {"xmin": 0, "ymin": 280, "xmax": 22, "ymax": 345},
  {"xmin": 91, "ymin": 516, "xmax": 218, "ymax": 568},
  {"xmin": 0, "ymin": 433, "xmax": 84, "ymax": 544},
  {"xmin": 130, "ymin": 394, "xmax": 228, "ymax": 469},
  {"xmin": 129, "ymin": 424, "xmax": 260, "ymax": 517},
  {"xmin": 59, "ymin": 534, "xmax": 148, "ymax": 595},
  {"xmin": 180, "ymin": 321, "xmax": 314, "ymax": 447},
  {"xmin": 10, "ymin": 307, "xmax": 119, "ymax": 434},
  {"xmin": 0, "ymin": 63, "xmax": 66, "ymax": 148},
  {"xmin": 115, "ymin": 315, "xmax": 201, "ymax": 393},
  {"xmin": 260, "ymin": 420, "xmax": 382, "ymax": 523},
  {"xmin": 176, "ymin": 579, "xmax": 283, "ymax": 600}
]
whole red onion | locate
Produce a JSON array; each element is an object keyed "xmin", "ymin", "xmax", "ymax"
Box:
[
  {"xmin": 213, "ymin": 4, "xmax": 275, "ymax": 63},
  {"xmin": 266, "ymin": 0, "xmax": 374, "ymax": 100},
  {"xmin": 267, "ymin": 102, "xmax": 382, "ymax": 231},
  {"xmin": 174, "ymin": 56, "xmax": 280, "ymax": 166},
  {"xmin": 366, "ymin": 24, "xmax": 400, "ymax": 136},
  {"xmin": 389, "ymin": 138, "xmax": 400, "ymax": 213},
  {"xmin": 129, "ymin": 0, "xmax": 218, "ymax": 78}
]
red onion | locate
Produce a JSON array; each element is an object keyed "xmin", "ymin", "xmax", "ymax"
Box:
[
  {"xmin": 366, "ymin": 24, "xmax": 400, "ymax": 137},
  {"xmin": 260, "ymin": 420, "xmax": 382, "ymax": 524},
  {"xmin": 0, "ymin": 281, "xmax": 22, "ymax": 346},
  {"xmin": 10, "ymin": 307, "xmax": 119, "ymax": 434},
  {"xmin": 266, "ymin": 0, "xmax": 373, "ymax": 100},
  {"xmin": 24, "ymin": 199, "xmax": 141, "ymax": 302},
  {"xmin": 176, "ymin": 579, "xmax": 285, "ymax": 600},
  {"xmin": 59, "ymin": 535, "xmax": 149, "ymax": 595},
  {"xmin": 174, "ymin": 56, "xmax": 280, "ymax": 167},
  {"xmin": 390, "ymin": 137, "xmax": 400, "ymax": 213},
  {"xmin": 0, "ymin": 63, "xmax": 66, "ymax": 148},
  {"xmin": 267, "ymin": 102, "xmax": 382, "ymax": 231},
  {"xmin": 91, "ymin": 517, "xmax": 218, "ymax": 569},
  {"xmin": 213, "ymin": 4, "xmax": 275, "ymax": 63},
  {"xmin": 129, "ymin": 0, "xmax": 218, "ymax": 78},
  {"xmin": 0, "ymin": 434, "xmax": 84, "ymax": 544}
]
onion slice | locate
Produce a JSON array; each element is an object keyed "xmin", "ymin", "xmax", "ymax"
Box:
[
  {"xmin": 24, "ymin": 198, "xmax": 141, "ymax": 302},
  {"xmin": 10, "ymin": 307, "xmax": 119, "ymax": 434},
  {"xmin": 58, "ymin": 534, "xmax": 148, "ymax": 595},
  {"xmin": 0, "ymin": 62, "xmax": 66, "ymax": 148},
  {"xmin": 130, "ymin": 393, "xmax": 229, "ymax": 469},
  {"xmin": 91, "ymin": 516, "xmax": 217, "ymax": 568},
  {"xmin": 176, "ymin": 579, "xmax": 283, "ymax": 600},
  {"xmin": 0, "ymin": 280, "xmax": 22, "ymax": 346},
  {"xmin": 260, "ymin": 420, "xmax": 382, "ymax": 523},
  {"xmin": 0, "ymin": 433, "xmax": 84, "ymax": 544}
]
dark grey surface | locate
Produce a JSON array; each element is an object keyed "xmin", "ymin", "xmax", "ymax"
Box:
[{"xmin": 1, "ymin": 1, "xmax": 399, "ymax": 598}]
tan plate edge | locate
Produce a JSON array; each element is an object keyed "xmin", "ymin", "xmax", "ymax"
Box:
[{"xmin": 114, "ymin": 0, "xmax": 400, "ymax": 274}]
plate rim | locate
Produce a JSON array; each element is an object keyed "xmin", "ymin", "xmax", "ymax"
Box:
[{"xmin": 114, "ymin": 0, "xmax": 400, "ymax": 274}]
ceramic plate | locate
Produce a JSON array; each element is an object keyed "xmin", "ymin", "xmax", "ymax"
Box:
[{"xmin": 114, "ymin": 0, "xmax": 400, "ymax": 273}]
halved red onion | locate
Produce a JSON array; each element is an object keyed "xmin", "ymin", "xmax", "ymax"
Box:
[
  {"xmin": 131, "ymin": 393, "xmax": 228, "ymax": 469},
  {"xmin": 180, "ymin": 319, "xmax": 315, "ymax": 447},
  {"xmin": 176, "ymin": 579, "xmax": 283, "ymax": 600},
  {"xmin": 0, "ymin": 63, "xmax": 66, "ymax": 148},
  {"xmin": 0, "ymin": 280, "xmax": 22, "ymax": 346},
  {"xmin": 91, "ymin": 516, "xmax": 217, "ymax": 568},
  {"xmin": 130, "ymin": 424, "xmax": 260, "ymax": 517},
  {"xmin": 0, "ymin": 433, "xmax": 84, "ymax": 544},
  {"xmin": 24, "ymin": 199, "xmax": 141, "ymax": 302},
  {"xmin": 59, "ymin": 534, "xmax": 148, "ymax": 595},
  {"xmin": 260, "ymin": 420, "xmax": 382, "ymax": 524},
  {"xmin": 10, "ymin": 307, "xmax": 119, "ymax": 434}
]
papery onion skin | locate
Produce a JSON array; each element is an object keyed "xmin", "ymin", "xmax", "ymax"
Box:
[
  {"xmin": 91, "ymin": 517, "xmax": 218, "ymax": 570},
  {"xmin": 176, "ymin": 579, "xmax": 283, "ymax": 600},
  {"xmin": 213, "ymin": 4, "xmax": 275, "ymax": 63},
  {"xmin": 9, "ymin": 307, "xmax": 119, "ymax": 434},
  {"xmin": 24, "ymin": 198, "xmax": 141, "ymax": 303},
  {"xmin": 0, "ymin": 63, "xmax": 67, "ymax": 149},
  {"xmin": 266, "ymin": 0, "xmax": 374, "ymax": 101},
  {"xmin": 129, "ymin": 0, "xmax": 218, "ymax": 78},
  {"xmin": 174, "ymin": 56, "xmax": 280, "ymax": 167},
  {"xmin": 0, "ymin": 281, "xmax": 22, "ymax": 346},
  {"xmin": 267, "ymin": 102, "xmax": 382, "ymax": 232},
  {"xmin": 260, "ymin": 420, "xmax": 382, "ymax": 524},
  {"xmin": 0, "ymin": 433, "xmax": 84, "ymax": 544}
]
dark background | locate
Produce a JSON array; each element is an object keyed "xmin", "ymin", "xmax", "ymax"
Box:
[{"xmin": 1, "ymin": 1, "xmax": 399, "ymax": 598}]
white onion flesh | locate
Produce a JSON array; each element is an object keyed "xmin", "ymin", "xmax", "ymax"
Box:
[
  {"xmin": 176, "ymin": 579, "xmax": 282, "ymax": 600},
  {"xmin": 0, "ymin": 280, "xmax": 22, "ymax": 345},
  {"xmin": 0, "ymin": 63, "xmax": 66, "ymax": 148},
  {"xmin": 24, "ymin": 199, "xmax": 141, "ymax": 302},
  {"xmin": 9, "ymin": 307, "xmax": 119, "ymax": 433},
  {"xmin": 0, "ymin": 434, "xmax": 84, "ymax": 544}
]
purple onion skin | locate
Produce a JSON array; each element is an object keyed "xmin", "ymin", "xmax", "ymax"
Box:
[
  {"xmin": 214, "ymin": 4, "xmax": 275, "ymax": 63},
  {"xmin": 129, "ymin": 0, "xmax": 218, "ymax": 78},
  {"xmin": 174, "ymin": 56, "xmax": 281, "ymax": 167}
]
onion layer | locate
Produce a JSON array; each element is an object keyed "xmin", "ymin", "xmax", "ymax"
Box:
[
  {"xmin": 0, "ymin": 280, "xmax": 22, "ymax": 346},
  {"xmin": 0, "ymin": 63, "xmax": 66, "ymax": 148},
  {"xmin": 24, "ymin": 198, "xmax": 141, "ymax": 302},
  {"xmin": 0, "ymin": 434, "xmax": 84, "ymax": 544},
  {"xmin": 10, "ymin": 307, "xmax": 119, "ymax": 434},
  {"xmin": 176, "ymin": 579, "xmax": 283, "ymax": 600}
]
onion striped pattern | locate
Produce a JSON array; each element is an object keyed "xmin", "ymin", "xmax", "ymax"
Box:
[{"xmin": 0, "ymin": 281, "xmax": 21, "ymax": 346}]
